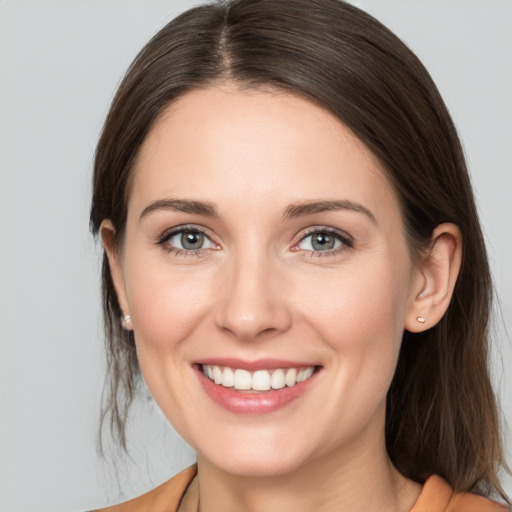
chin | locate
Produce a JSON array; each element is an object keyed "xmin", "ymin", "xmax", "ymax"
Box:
[
  {"xmin": 193, "ymin": 427, "xmax": 323, "ymax": 479},
  {"xmin": 201, "ymin": 449, "xmax": 311, "ymax": 479}
]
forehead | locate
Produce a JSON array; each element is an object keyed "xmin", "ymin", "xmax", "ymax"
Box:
[{"xmin": 129, "ymin": 86, "xmax": 401, "ymax": 223}]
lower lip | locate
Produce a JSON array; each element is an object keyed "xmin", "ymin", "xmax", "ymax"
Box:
[{"xmin": 195, "ymin": 365, "xmax": 319, "ymax": 415}]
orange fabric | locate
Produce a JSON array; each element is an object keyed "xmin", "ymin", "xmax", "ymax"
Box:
[
  {"xmin": 93, "ymin": 465, "xmax": 197, "ymax": 512},
  {"xmin": 94, "ymin": 466, "xmax": 508, "ymax": 512},
  {"xmin": 410, "ymin": 474, "xmax": 508, "ymax": 512}
]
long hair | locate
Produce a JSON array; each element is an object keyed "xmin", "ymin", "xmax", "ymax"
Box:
[{"xmin": 90, "ymin": 0, "xmax": 508, "ymax": 501}]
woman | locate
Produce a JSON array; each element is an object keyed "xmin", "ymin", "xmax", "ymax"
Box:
[{"xmin": 90, "ymin": 0, "xmax": 510, "ymax": 510}]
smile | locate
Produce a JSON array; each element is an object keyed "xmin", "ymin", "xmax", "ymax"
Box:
[
  {"xmin": 201, "ymin": 364, "xmax": 315, "ymax": 392},
  {"xmin": 195, "ymin": 361, "xmax": 321, "ymax": 414}
]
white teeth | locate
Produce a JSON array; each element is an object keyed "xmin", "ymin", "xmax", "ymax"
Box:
[
  {"xmin": 202, "ymin": 364, "xmax": 315, "ymax": 391},
  {"xmin": 271, "ymin": 369, "xmax": 285, "ymax": 389},
  {"xmin": 213, "ymin": 366, "xmax": 223, "ymax": 385},
  {"xmin": 234, "ymin": 369, "xmax": 252, "ymax": 390},
  {"xmin": 222, "ymin": 367, "xmax": 234, "ymax": 387},
  {"xmin": 296, "ymin": 366, "xmax": 314, "ymax": 383},
  {"xmin": 252, "ymin": 370, "xmax": 271, "ymax": 391},
  {"xmin": 285, "ymin": 368, "xmax": 297, "ymax": 387},
  {"xmin": 297, "ymin": 367, "xmax": 312, "ymax": 383}
]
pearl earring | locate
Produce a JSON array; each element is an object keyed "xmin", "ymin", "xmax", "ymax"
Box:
[
  {"xmin": 416, "ymin": 316, "xmax": 426, "ymax": 324},
  {"xmin": 121, "ymin": 314, "xmax": 132, "ymax": 329}
]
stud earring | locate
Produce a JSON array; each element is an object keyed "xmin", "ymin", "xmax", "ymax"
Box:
[
  {"xmin": 121, "ymin": 314, "xmax": 132, "ymax": 330},
  {"xmin": 416, "ymin": 316, "xmax": 426, "ymax": 324}
]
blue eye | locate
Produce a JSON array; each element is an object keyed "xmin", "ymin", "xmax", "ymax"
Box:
[
  {"xmin": 297, "ymin": 229, "xmax": 352, "ymax": 253},
  {"xmin": 160, "ymin": 228, "xmax": 215, "ymax": 252}
]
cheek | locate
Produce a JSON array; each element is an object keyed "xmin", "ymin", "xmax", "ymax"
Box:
[
  {"xmin": 125, "ymin": 257, "xmax": 215, "ymax": 350},
  {"xmin": 297, "ymin": 256, "xmax": 410, "ymax": 345},
  {"xmin": 122, "ymin": 257, "xmax": 217, "ymax": 432},
  {"xmin": 295, "ymin": 254, "xmax": 411, "ymax": 401}
]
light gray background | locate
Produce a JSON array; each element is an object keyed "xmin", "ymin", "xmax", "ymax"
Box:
[{"xmin": 0, "ymin": 1, "xmax": 510, "ymax": 511}]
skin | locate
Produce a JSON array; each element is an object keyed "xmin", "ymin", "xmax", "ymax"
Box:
[{"xmin": 102, "ymin": 85, "xmax": 462, "ymax": 512}]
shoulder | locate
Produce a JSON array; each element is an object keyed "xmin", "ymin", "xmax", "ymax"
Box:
[
  {"xmin": 446, "ymin": 490, "xmax": 510, "ymax": 512},
  {"xmin": 411, "ymin": 475, "xmax": 509, "ymax": 512},
  {"xmin": 92, "ymin": 465, "xmax": 197, "ymax": 512}
]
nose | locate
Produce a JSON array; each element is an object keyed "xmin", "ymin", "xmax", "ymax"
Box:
[{"xmin": 214, "ymin": 249, "xmax": 292, "ymax": 341}]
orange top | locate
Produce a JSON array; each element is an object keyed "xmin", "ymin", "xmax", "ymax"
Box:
[
  {"xmin": 410, "ymin": 475, "xmax": 507, "ymax": 512},
  {"xmin": 94, "ymin": 465, "xmax": 508, "ymax": 512}
]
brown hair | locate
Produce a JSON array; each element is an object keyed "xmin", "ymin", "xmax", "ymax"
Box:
[{"xmin": 90, "ymin": 0, "xmax": 508, "ymax": 501}]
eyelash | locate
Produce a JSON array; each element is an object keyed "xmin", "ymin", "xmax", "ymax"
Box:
[
  {"xmin": 294, "ymin": 227, "xmax": 354, "ymax": 258},
  {"xmin": 156, "ymin": 226, "xmax": 354, "ymax": 258},
  {"xmin": 156, "ymin": 225, "xmax": 217, "ymax": 257}
]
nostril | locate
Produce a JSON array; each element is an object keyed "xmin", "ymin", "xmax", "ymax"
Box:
[{"xmin": 260, "ymin": 327, "xmax": 279, "ymax": 336}]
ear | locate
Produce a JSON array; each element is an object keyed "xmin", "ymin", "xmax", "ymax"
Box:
[
  {"xmin": 405, "ymin": 223, "xmax": 462, "ymax": 332},
  {"xmin": 100, "ymin": 219, "xmax": 132, "ymax": 330}
]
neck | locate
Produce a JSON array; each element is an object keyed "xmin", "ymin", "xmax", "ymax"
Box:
[{"xmin": 184, "ymin": 424, "xmax": 421, "ymax": 512}]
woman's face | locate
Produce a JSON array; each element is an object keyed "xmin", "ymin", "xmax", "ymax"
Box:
[{"xmin": 108, "ymin": 86, "xmax": 423, "ymax": 477}]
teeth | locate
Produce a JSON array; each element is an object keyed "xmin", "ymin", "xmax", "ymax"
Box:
[
  {"xmin": 297, "ymin": 367, "xmax": 314, "ymax": 383},
  {"xmin": 234, "ymin": 369, "xmax": 252, "ymax": 390},
  {"xmin": 202, "ymin": 364, "xmax": 316, "ymax": 391},
  {"xmin": 223, "ymin": 367, "xmax": 234, "ymax": 387},
  {"xmin": 213, "ymin": 366, "xmax": 223, "ymax": 385},
  {"xmin": 285, "ymin": 368, "xmax": 297, "ymax": 387},
  {"xmin": 271, "ymin": 369, "xmax": 285, "ymax": 389},
  {"xmin": 252, "ymin": 370, "xmax": 271, "ymax": 391}
]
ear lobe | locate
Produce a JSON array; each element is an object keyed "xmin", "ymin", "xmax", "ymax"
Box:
[
  {"xmin": 405, "ymin": 223, "xmax": 462, "ymax": 333},
  {"xmin": 100, "ymin": 219, "xmax": 131, "ymax": 328}
]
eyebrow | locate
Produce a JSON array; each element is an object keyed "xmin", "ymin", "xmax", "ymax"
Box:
[
  {"xmin": 282, "ymin": 200, "xmax": 377, "ymax": 224},
  {"xmin": 139, "ymin": 198, "xmax": 377, "ymax": 224},
  {"xmin": 139, "ymin": 199, "xmax": 219, "ymax": 220}
]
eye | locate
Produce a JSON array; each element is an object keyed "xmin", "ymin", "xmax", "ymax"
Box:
[
  {"xmin": 159, "ymin": 227, "xmax": 216, "ymax": 252},
  {"xmin": 296, "ymin": 229, "xmax": 352, "ymax": 253}
]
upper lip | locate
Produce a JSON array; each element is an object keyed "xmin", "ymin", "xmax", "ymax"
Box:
[{"xmin": 195, "ymin": 358, "xmax": 320, "ymax": 371}]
